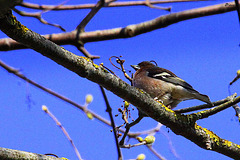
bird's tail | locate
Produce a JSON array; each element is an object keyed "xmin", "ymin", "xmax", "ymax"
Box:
[{"xmin": 193, "ymin": 92, "xmax": 213, "ymax": 106}]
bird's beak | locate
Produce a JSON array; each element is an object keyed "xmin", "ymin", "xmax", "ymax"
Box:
[{"xmin": 131, "ymin": 64, "xmax": 140, "ymax": 71}]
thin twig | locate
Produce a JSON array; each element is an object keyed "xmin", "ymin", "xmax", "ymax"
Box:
[
  {"xmin": 15, "ymin": 0, "xmax": 69, "ymax": 31},
  {"xmin": 190, "ymin": 96, "xmax": 240, "ymax": 120},
  {"xmin": 0, "ymin": 60, "xmax": 111, "ymax": 126},
  {"xmin": 174, "ymin": 94, "xmax": 237, "ymax": 113},
  {"xmin": 0, "ymin": 59, "xmax": 154, "ymax": 138},
  {"xmin": 128, "ymin": 123, "xmax": 179, "ymax": 160},
  {"xmin": 119, "ymin": 115, "xmax": 143, "ymax": 146},
  {"xmin": 75, "ymin": 0, "xmax": 105, "ymax": 58},
  {"xmin": 13, "ymin": 8, "xmax": 66, "ymax": 31},
  {"xmin": 129, "ymin": 123, "xmax": 180, "ymax": 160},
  {"xmin": 147, "ymin": 145, "xmax": 166, "ymax": 160},
  {"xmin": 109, "ymin": 56, "xmax": 132, "ymax": 82},
  {"xmin": 159, "ymin": 129, "xmax": 181, "ymax": 159},
  {"xmin": 145, "ymin": 0, "xmax": 171, "ymax": 11},
  {"xmin": 99, "ymin": 86, "xmax": 123, "ymax": 160},
  {"xmin": 76, "ymin": 0, "xmax": 105, "ymax": 31},
  {"xmin": 116, "ymin": 58, "xmax": 132, "ymax": 83},
  {"xmin": 40, "ymin": 0, "xmax": 70, "ymax": 12},
  {"xmin": 128, "ymin": 123, "xmax": 162, "ymax": 138},
  {"xmin": 78, "ymin": 46, "xmax": 100, "ymax": 59},
  {"xmin": 121, "ymin": 141, "xmax": 147, "ymax": 148},
  {"xmin": 42, "ymin": 105, "xmax": 82, "ymax": 160},
  {"xmin": 109, "ymin": 56, "xmax": 122, "ymax": 70},
  {"xmin": 229, "ymin": 70, "xmax": 240, "ymax": 85},
  {"xmin": 99, "ymin": 63, "xmax": 119, "ymax": 77}
]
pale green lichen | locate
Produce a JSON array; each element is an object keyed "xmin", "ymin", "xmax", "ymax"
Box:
[
  {"xmin": 163, "ymin": 104, "xmax": 175, "ymax": 114},
  {"xmin": 221, "ymin": 139, "xmax": 240, "ymax": 149},
  {"xmin": 79, "ymin": 56, "xmax": 91, "ymax": 62},
  {"xmin": 222, "ymin": 140, "xmax": 232, "ymax": 147},
  {"xmin": 195, "ymin": 124, "xmax": 220, "ymax": 144},
  {"xmin": 195, "ymin": 124, "xmax": 240, "ymax": 149},
  {"xmin": 202, "ymin": 127, "xmax": 220, "ymax": 146}
]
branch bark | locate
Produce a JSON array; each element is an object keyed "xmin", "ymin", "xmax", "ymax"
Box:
[
  {"xmin": 0, "ymin": 1, "xmax": 237, "ymax": 51},
  {"xmin": 1, "ymin": 10, "xmax": 240, "ymax": 159},
  {"xmin": 0, "ymin": 147, "xmax": 63, "ymax": 160}
]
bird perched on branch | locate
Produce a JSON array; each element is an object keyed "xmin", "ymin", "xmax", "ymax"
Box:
[{"xmin": 131, "ymin": 61, "xmax": 212, "ymax": 109}]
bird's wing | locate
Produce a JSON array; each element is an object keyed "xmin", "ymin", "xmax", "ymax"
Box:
[
  {"xmin": 147, "ymin": 67, "xmax": 196, "ymax": 92},
  {"xmin": 146, "ymin": 66, "xmax": 212, "ymax": 105}
]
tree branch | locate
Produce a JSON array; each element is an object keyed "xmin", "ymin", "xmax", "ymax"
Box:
[
  {"xmin": 0, "ymin": 147, "xmax": 63, "ymax": 160},
  {"xmin": 20, "ymin": 0, "xmax": 208, "ymax": 10},
  {"xmin": 0, "ymin": 60, "xmax": 111, "ymax": 127},
  {"xmin": 42, "ymin": 105, "xmax": 82, "ymax": 160},
  {"xmin": 190, "ymin": 96, "xmax": 240, "ymax": 120},
  {"xmin": 12, "ymin": 8, "xmax": 66, "ymax": 31},
  {"xmin": 0, "ymin": 59, "xmax": 153, "ymax": 137},
  {"xmin": 0, "ymin": 1, "xmax": 237, "ymax": 51},
  {"xmin": 76, "ymin": 0, "xmax": 105, "ymax": 31},
  {"xmin": 175, "ymin": 94, "xmax": 237, "ymax": 113},
  {"xmin": 100, "ymin": 86, "xmax": 123, "ymax": 160},
  {"xmin": 1, "ymin": 10, "xmax": 240, "ymax": 159},
  {"xmin": 77, "ymin": 46, "xmax": 100, "ymax": 59},
  {"xmin": 145, "ymin": 0, "xmax": 171, "ymax": 11},
  {"xmin": 147, "ymin": 145, "xmax": 166, "ymax": 160}
]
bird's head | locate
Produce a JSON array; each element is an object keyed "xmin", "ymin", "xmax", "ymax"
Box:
[{"xmin": 131, "ymin": 61, "xmax": 157, "ymax": 71}]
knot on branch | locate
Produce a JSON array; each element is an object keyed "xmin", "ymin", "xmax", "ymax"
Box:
[{"xmin": 124, "ymin": 26, "xmax": 135, "ymax": 37}]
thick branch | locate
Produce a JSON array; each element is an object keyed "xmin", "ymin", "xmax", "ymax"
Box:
[
  {"xmin": 1, "ymin": 11, "xmax": 240, "ymax": 159},
  {"xmin": 0, "ymin": 147, "xmax": 63, "ymax": 160},
  {"xmin": 0, "ymin": 1, "xmax": 237, "ymax": 51}
]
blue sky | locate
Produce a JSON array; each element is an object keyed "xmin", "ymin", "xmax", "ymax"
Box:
[{"xmin": 1, "ymin": 0, "xmax": 240, "ymax": 159}]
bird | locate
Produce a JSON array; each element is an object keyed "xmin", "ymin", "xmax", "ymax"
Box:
[{"xmin": 131, "ymin": 61, "xmax": 212, "ymax": 109}]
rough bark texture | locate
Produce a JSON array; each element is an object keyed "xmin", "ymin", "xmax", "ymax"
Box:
[
  {"xmin": 0, "ymin": 147, "xmax": 63, "ymax": 160},
  {"xmin": 1, "ymin": 9, "xmax": 240, "ymax": 159}
]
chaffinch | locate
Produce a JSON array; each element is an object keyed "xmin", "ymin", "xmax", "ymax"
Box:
[{"xmin": 131, "ymin": 61, "xmax": 212, "ymax": 109}]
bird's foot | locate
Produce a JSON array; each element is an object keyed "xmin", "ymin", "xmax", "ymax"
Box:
[{"xmin": 154, "ymin": 97, "xmax": 164, "ymax": 104}]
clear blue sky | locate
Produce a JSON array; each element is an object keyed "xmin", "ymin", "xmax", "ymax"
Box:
[{"xmin": 1, "ymin": 0, "xmax": 240, "ymax": 159}]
